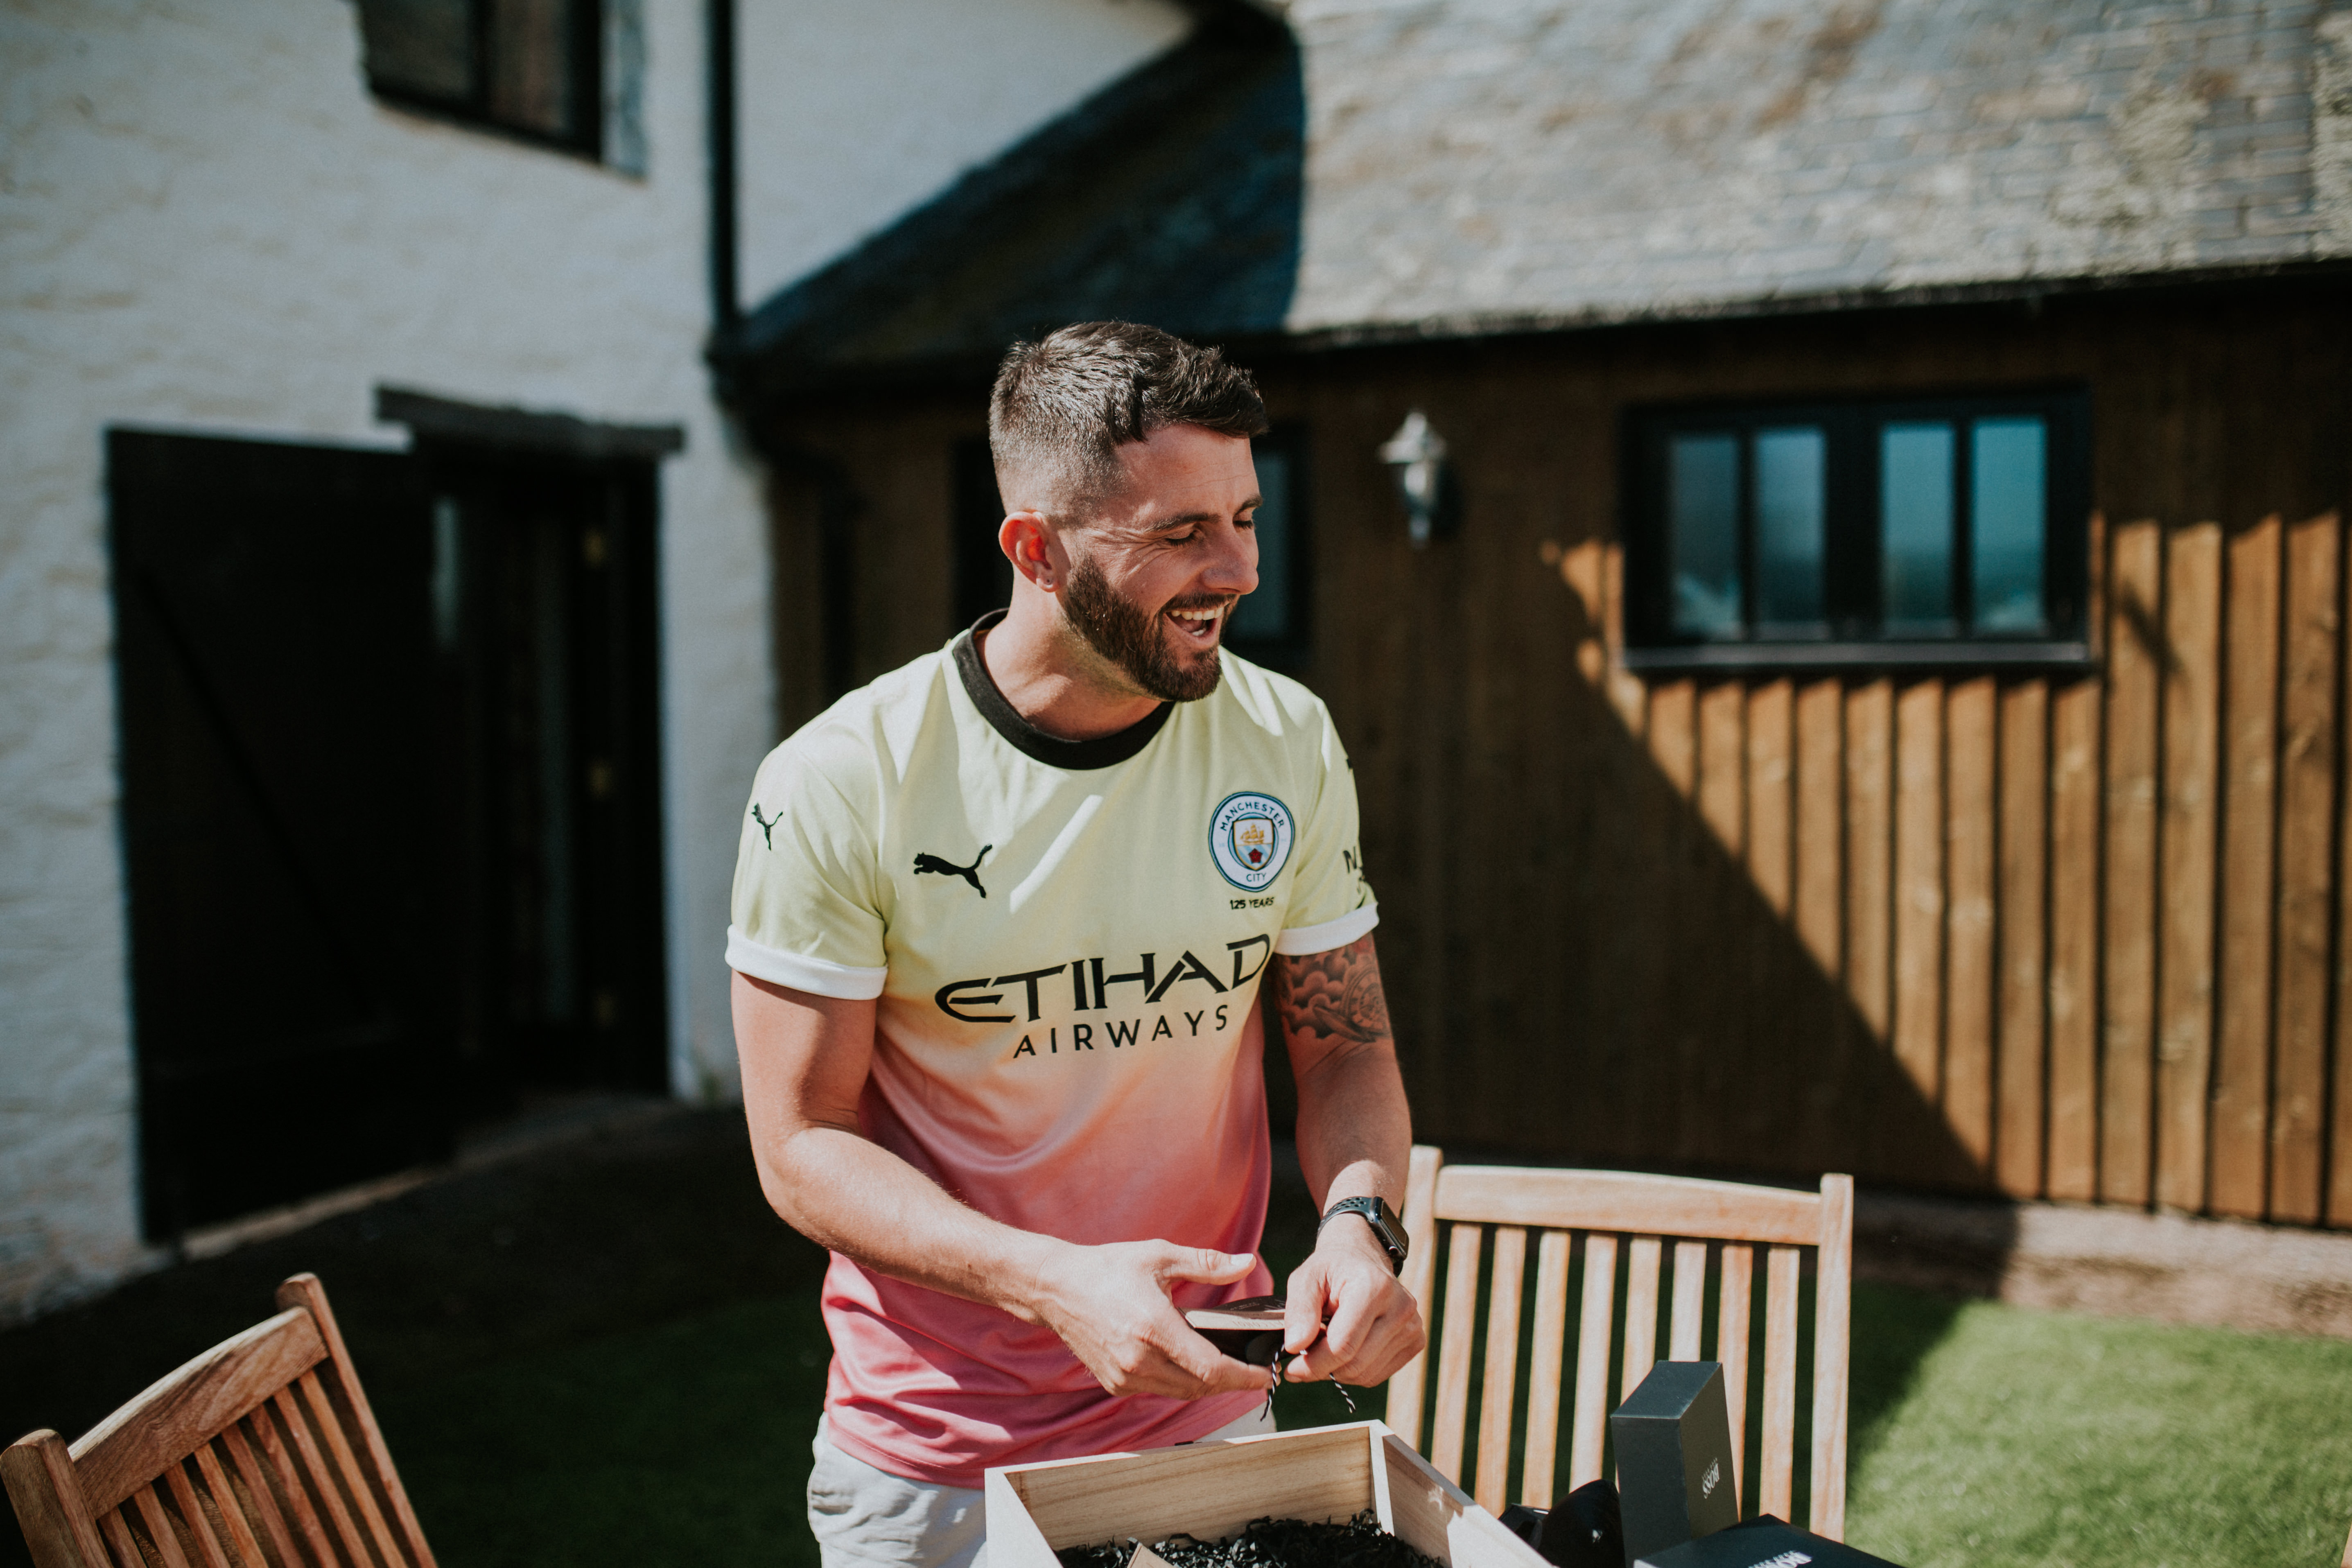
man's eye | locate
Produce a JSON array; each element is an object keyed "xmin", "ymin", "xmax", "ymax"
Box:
[{"xmin": 1166, "ymin": 529, "xmax": 1200, "ymax": 545}]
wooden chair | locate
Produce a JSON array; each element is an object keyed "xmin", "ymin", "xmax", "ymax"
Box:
[
  {"xmin": 3, "ymin": 1273, "xmax": 436, "ymax": 1568},
  {"xmin": 1384, "ymin": 1146, "xmax": 1854, "ymax": 1541}
]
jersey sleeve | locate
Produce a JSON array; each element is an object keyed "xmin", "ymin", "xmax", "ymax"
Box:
[
  {"xmin": 1277, "ymin": 703, "xmax": 1378, "ymax": 956},
  {"xmin": 726, "ymin": 740, "xmax": 890, "ymax": 999}
]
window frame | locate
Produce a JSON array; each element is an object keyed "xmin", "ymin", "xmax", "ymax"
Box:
[
  {"xmin": 360, "ymin": 0, "xmax": 608, "ymax": 163},
  {"xmin": 1621, "ymin": 385, "xmax": 2093, "ymax": 673}
]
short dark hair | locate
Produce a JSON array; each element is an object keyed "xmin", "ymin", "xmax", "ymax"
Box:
[{"xmin": 989, "ymin": 321, "xmax": 1268, "ymax": 516}]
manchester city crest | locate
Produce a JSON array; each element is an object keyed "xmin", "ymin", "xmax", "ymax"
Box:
[{"xmin": 1209, "ymin": 791, "xmax": 1295, "ymax": 890}]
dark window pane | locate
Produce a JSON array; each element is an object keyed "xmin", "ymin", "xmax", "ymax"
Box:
[
  {"xmin": 951, "ymin": 436, "xmax": 1012, "ymax": 632},
  {"xmin": 488, "ymin": 0, "xmax": 578, "ymax": 138},
  {"xmin": 1754, "ymin": 425, "xmax": 1825, "ymax": 630},
  {"xmin": 1230, "ymin": 447, "xmax": 1292, "ymax": 642},
  {"xmin": 1882, "ymin": 421, "xmax": 1955, "ymax": 634},
  {"xmin": 1669, "ymin": 434, "xmax": 1741, "ymax": 638},
  {"xmin": 1972, "ymin": 417, "xmax": 2047, "ymax": 634},
  {"xmin": 362, "ymin": 0, "xmax": 476, "ymax": 102}
]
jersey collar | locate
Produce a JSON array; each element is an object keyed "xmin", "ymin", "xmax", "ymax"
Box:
[{"xmin": 953, "ymin": 611, "xmax": 1175, "ymax": 770}]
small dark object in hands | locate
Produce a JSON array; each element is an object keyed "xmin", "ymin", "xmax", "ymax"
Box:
[
  {"xmin": 1186, "ymin": 1294, "xmax": 1288, "ymax": 1367},
  {"xmin": 1498, "ymin": 1479, "xmax": 1623, "ymax": 1568},
  {"xmin": 1184, "ymin": 1295, "xmax": 1359, "ymax": 1414},
  {"xmin": 1057, "ymin": 1511, "xmax": 1448, "ymax": 1568}
]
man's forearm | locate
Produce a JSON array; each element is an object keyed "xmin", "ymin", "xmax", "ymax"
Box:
[
  {"xmin": 756, "ymin": 1122, "xmax": 1064, "ymax": 1322},
  {"xmin": 1293, "ymin": 1045, "xmax": 1412, "ymax": 1209},
  {"xmin": 1272, "ymin": 935, "xmax": 1412, "ymax": 1211},
  {"xmin": 1268, "ymin": 935, "xmax": 1423, "ymax": 1383}
]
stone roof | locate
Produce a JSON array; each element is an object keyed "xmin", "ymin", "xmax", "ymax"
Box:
[
  {"xmin": 1283, "ymin": 0, "xmax": 2351, "ymax": 335},
  {"xmin": 724, "ymin": 0, "xmax": 2350, "ymax": 386}
]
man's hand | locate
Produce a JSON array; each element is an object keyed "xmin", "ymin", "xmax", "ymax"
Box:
[
  {"xmin": 1026, "ymin": 1241, "xmax": 1272, "ymax": 1399},
  {"xmin": 1281, "ymin": 1211, "xmax": 1425, "ymax": 1386}
]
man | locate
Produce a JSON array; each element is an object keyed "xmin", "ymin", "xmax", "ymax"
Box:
[{"xmin": 728, "ymin": 322, "xmax": 1423, "ymax": 1568}]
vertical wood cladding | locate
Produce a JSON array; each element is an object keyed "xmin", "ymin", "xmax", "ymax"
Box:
[
  {"xmin": 1487, "ymin": 499, "xmax": 2338, "ymax": 1222},
  {"xmin": 762, "ymin": 284, "xmax": 2351, "ymax": 1223}
]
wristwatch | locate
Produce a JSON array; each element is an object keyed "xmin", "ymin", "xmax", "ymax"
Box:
[{"xmin": 1319, "ymin": 1196, "xmax": 1410, "ymax": 1274}]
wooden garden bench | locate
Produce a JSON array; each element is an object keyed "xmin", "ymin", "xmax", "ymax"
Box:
[
  {"xmin": 1384, "ymin": 1145, "xmax": 1855, "ymax": 1541},
  {"xmin": 2, "ymin": 1272, "xmax": 436, "ymax": 1568}
]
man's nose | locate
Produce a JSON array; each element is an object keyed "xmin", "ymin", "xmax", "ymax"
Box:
[{"xmin": 1202, "ymin": 521, "xmax": 1259, "ymax": 596}]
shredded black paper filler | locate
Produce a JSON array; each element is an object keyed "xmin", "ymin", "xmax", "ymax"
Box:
[{"xmin": 1057, "ymin": 1511, "xmax": 1446, "ymax": 1568}]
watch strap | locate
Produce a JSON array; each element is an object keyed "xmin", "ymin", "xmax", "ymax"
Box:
[{"xmin": 1320, "ymin": 1195, "xmax": 1409, "ymax": 1272}]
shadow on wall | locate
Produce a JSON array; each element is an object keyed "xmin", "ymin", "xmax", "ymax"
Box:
[
  {"xmin": 1351, "ymin": 485, "xmax": 2351, "ymax": 1232},
  {"xmin": 1374, "ymin": 551, "xmax": 1999, "ymax": 1207},
  {"xmin": 1331, "ymin": 555, "xmax": 2010, "ymax": 1525}
]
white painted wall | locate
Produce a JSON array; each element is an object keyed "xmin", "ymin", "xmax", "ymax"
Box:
[
  {"xmin": 0, "ymin": 0, "xmax": 770, "ymax": 1319},
  {"xmin": 734, "ymin": 0, "xmax": 1191, "ymax": 307},
  {"xmin": 0, "ymin": 0, "xmax": 1202, "ymax": 1321}
]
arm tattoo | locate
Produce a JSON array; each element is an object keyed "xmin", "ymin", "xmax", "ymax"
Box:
[{"xmin": 1270, "ymin": 935, "xmax": 1392, "ymax": 1049}]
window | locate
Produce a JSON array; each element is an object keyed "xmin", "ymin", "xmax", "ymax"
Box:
[
  {"xmin": 1226, "ymin": 428, "xmax": 1310, "ymax": 666},
  {"xmin": 359, "ymin": 0, "xmax": 605, "ymax": 158},
  {"xmin": 953, "ymin": 435, "xmax": 1013, "ymax": 632},
  {"xmin": 1624, "ymin": 389, "xmax": 2090, "ymax": 669}
]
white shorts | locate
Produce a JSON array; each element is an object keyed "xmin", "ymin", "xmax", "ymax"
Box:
[{"xmin": 807, "ymin": 1404, "xmax": 1279, "ymax": 1568}]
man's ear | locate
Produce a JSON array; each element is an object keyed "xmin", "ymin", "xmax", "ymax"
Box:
[{"xmin": 1001, "ymin": 510, "xmax": 1057, "ymax": 591}]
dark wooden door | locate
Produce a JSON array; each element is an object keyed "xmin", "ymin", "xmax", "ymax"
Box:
[
  {"xmin": 426, "ymin": 445, "xmax": 669, "ymax": 1109},
  {"xmin": 110, "ymin": 431, "xmax": 453, "ymax": 1238}
]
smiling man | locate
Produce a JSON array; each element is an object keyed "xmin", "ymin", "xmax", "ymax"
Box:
[{"xmin": 728, "ymin": 322, "xmax": 1423, "ymax": 1568}]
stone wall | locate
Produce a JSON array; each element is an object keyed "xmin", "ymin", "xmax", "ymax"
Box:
[
  {"xmin": 0, "ymin": 0, "xmax": 1182, "ymax": 1320},
  {"xmin": 0, "ymin": 0, "xmax": 756, "ymax": 1317}
]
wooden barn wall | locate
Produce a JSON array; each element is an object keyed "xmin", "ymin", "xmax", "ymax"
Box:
[{"xmin": 764, "ymin": 285, "xmax": 2352, "ymax": 1224}]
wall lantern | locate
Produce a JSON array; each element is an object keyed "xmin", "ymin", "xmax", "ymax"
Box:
[{"xmin": 1379, "ymin": 409, "xmax": 1457, "ymax": 548}]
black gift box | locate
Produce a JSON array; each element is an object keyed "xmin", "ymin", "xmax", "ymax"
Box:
[
  {"xmin": 1611, "ymin": 1362, "xmax": 1740, "ymax": 1563},
  {"xmin": 1634, "ymin": 1516, "xmax": 1903, "ymax": 1568}
]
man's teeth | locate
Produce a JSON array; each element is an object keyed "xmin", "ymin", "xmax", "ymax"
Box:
[{"xmin": 1171, "ymin": 607, "xmax": 1221, "ymax": 634}]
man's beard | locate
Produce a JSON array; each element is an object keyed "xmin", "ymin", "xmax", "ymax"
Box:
[{"xmin": 1062, "ymin": 554, "xmax": 1225, "ymax": 703}]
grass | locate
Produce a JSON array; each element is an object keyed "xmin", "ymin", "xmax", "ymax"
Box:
[
  {"xmin": 369, "ymin": 1283, "xmax": 2352, "ymax": 1568},
  {"xmin": 377, "ymin": 1292, "xmax": 836, "ymax": 1568},
  {"xmin": 366, "ymin": 1274, "xmax": 2352, "ymax": 1568},
  {"xmin": 369, "ymin": 1186, "xmax": 1363, "ymax": 1568},
  {"xmin": 6, "ymin": 1113, "xmax": 2348, "ymax": 1568},
  {"xmin": 0, "ymin": 1109, "xmax": 821, "ymax": 1568},
  {"xmin": 1841, "ymin": 1285, "xmax": 2352, "ymax": 1568}
]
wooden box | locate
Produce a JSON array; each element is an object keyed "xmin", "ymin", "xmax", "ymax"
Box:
[{"xmin": 984, "ymin": 1421, "xmax": 1549, "ymax": 1568}]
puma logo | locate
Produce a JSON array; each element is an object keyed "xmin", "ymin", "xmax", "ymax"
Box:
[
  {"xmin": 914, "ymin": 845, "xmax": 991, "ymax": 897},
  {"xmin": 750, "ymin": 804, "xmax": 781, "ymax": 849}
]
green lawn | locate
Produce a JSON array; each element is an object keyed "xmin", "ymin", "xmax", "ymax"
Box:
[
  {"xmin": 7, "ymin": 1114, "xmax": 2347, "ymax": 1568},
  {"xmin": 1842, "ymin": 1286, "xmax": 2352, "ymax": 1568},
  {"xmin": 371, "ymin": 1205, "xmax": 1367, "ymax": 1568},
  {"xmin": 379, "ymin": 1292, "xmax": 836, "ymax": 1568},
  {"xmin": 369, "ymin": 1281, "xmax": 2352, "ymax": 1568}
]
